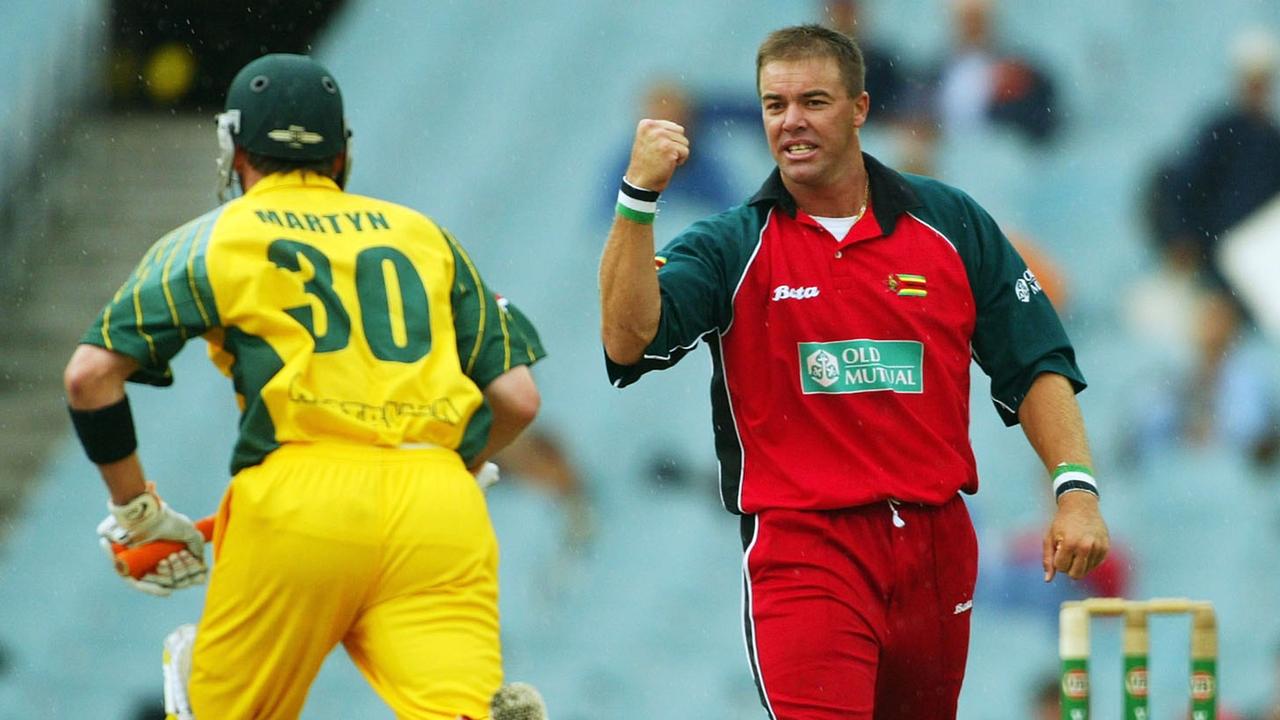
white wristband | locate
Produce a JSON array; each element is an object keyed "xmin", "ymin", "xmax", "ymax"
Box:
[
  {"xmin": 616, "ymin": 189, "xmax": 658, "ymax": 215},
  {"xmin": 1052, "ymin": 463, "xmax": 1098, "ymax": 499}
]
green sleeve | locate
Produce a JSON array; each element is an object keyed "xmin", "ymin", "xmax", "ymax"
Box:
[
  {"xmin": 80, "ymin": 212, "xmax": 222, "ymax": 386},
  {"xmin": 443, "ymin": 231, "xmax": 538, "ymax": 388},
  {"xmin": 605, "ymin": 212, "xmax": 753, "ymax": 387},
  {"xmin": 958, "ymin": 195, "xmax": 1086, "ymax": 425},
  {"xmin": 499, "ymin": 297, "xmax": 546, "ymax": 367}
]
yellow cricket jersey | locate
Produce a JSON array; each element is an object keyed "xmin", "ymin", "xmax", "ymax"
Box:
[{"xmin": 84, "ymin": 172, "xmax": 544, "ymax": 473}]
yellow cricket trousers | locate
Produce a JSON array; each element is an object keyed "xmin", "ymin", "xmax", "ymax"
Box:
[{"xmin": 189, "ymin": 443, "xmax": 501, "ymax": 719}]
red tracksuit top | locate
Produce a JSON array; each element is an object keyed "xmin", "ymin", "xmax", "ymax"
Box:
[{"xmin": 607, "ymin": 154, "xmax": 1085, "ymax": 514}]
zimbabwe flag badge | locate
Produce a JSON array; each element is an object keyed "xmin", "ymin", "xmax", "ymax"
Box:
[{"xmin": 887, "ymin": 273, "xmax": 927, "ymax": 297}]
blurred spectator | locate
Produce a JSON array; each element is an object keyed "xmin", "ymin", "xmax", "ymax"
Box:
[
  {"xmin": 1166, "ymin": 27, "xmax": 1280, "ymax": 292},
  {"xmin": 894, "ymin": 119, "xmax": 943, "ymax": 176},
  {"xmin": 495, "ymin": 427, "xmax": 582, "ymax": 498},
  {"xmin": 644, "ymin": 449, "xmax": 696, "ymax": 490},
  {"xmin": 822, "ymin": 0, "xmax": 945, "ymax": 179},
  {"xmin": 1123, "ymin": 290, "xmax": 1280, "ymax": 468},
  {"xmin": 494, "ymin": 427, "xmax": 594, "ymax": 551},
  {"xmin": 601, "ymin": 78, "xmax": 745, "ymax": 223},
  {"xmin": 1142, "ymin": 156, "xmax": 1193, "ymax": 257},
  {"xmin": 1031, "ymin": 674, "xmax": 1058, "ymax": 720},
  {"xmin": 926, "ymin": 0, "xmax": 1062, "ymax": 144},
  {"xmin": 822, "ymin": 0, "xmax": 918, "ymax": 123},
  {"xmin": 1129, "ymin": 147, "xmax": 1226, "ymax": 353},
  {"xmin": 1123, "ymin": 225, "xmax": 1205, "ymax": 354}
]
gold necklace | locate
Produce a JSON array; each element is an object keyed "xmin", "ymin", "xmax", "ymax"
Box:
[{"xmin": 851, "ymin": 175, "xmax": 870, "ymax": 224}]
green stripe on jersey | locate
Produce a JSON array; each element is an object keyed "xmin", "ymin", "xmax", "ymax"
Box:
[
  {"xmin": 442, "ymin": 230, "xmax": 516, "ymax": 388},
  {"xmin": 183, "ymin": 213, "xmax": 220, "ymax": 328},
  {"xmin": 503, "ymin": 300, "xmax": 546, "ymax": 365},
  {"xmin": 85, "ymin": 208, "xmax": 223, "ymax": 386},
  {"xmin": 442, "ymin": 229, "xmax": 489, "ymax": 376},
  {"xmin": 457, "ymin": 402, "xmax": 492, "ymax": 467}
]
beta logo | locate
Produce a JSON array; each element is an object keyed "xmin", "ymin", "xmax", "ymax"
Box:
[
  {"xmin": 1061, "ymin": 669, "xmax": 1089, "ymax": 699},
  {"xmin": 772, "ymin": 284, "xmax": 820, "ymax": 301},
  {"xmin": 1125, "ymin": 667, "xmax": 1148, "ymax": 697},
  {"xmin": 1190, "ymin": 672, "xmax": 1215, "ymax": 701}
]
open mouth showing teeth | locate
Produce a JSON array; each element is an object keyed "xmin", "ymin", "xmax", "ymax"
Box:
[{"xmin": 785, "ymin": 144, "xmax": 816, "ymax": 154}]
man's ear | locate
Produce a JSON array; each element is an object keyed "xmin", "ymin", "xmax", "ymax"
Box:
[
  {"xmin": 853, "ymin": 90, "xmax": 871, "ymax": 128},
  {"xmin": 231, "ymin": 146, "xmax": 251, "ymax": 176}
]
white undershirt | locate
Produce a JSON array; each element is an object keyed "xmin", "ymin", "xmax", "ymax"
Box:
[{"xmin": 811, "ymin": 215, "xmax": 859, "ymax": 241}]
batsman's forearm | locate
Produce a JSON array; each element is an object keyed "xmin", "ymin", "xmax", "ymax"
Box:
[
  {"xmin": 470, "ymin": 366, "xmax": 540, "ymax": 469},
  {"xmin": 99, "ymin": 455, "xmax": 149, "ymax": 505},
  {"xmin": 1018, "ymin": 372, "xmax": 1093, "ymax": 473},
  {"xmin": 64, "ymin": 344, "xmax": 149, "ymax": 503},
  {"xmin": 599, "ymin": 216, "xmax": 661, "ymax": 365}
]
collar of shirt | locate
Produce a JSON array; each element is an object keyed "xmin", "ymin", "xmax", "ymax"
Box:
[
  {"xmin": 746, "ymin": 152, "xmax": 922, "ymax": 237},
  {"xmin": 245, "ymin": 170, "xmax": 341, "ymax": 197},
  {"xmin": 805, "ymin": 202, "xmax": 884, "ymax": 245}
]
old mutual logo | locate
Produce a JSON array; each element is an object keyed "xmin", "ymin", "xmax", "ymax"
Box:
[
  {"xmin": 805, "ymin": 349, "xmax": 840, "ymax": 388},
  {"xmin": 798, "ymin": 339, "xmax": 923, "ymax": 395}
]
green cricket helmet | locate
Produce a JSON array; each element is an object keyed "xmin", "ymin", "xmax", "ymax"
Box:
[{"xmin": 215, "ymin": 53, "xmax": 353, "ymax": 200}]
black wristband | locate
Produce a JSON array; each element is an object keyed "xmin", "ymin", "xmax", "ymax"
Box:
[
  {"xmin": 1054, "ymin": 479, "xmax": 1099, "ymax": 499},
  {"xmin": 620, "ymin": 177, "xmax": 660, "ymax": 202},
  {"xmin": 69, "ymin": 396, "xmax": 138, "ymax": 465}
]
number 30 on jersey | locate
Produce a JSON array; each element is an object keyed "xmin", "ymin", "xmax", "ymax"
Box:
[{"xmin": 268, "ymin": 238, "xmax": 432, "ymax": 363}]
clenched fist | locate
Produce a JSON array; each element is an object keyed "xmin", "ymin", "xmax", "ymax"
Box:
[{"xmin": 625, "ymin": 119, "xmax": 690, "ymax": 192}]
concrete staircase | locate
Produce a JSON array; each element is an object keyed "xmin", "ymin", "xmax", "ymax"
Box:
[{"xmin": 0, "ymin": 112, "xmax": 213, "ymax": 541}]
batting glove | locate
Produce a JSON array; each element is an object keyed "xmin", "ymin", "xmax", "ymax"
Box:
[
  {"xmin": 97, "ymin": 489, "xmax": 207, "ymax": 596},
  {"xmin": 96, "ymin": 532, "xmax": 207, "ymax": 596},
  {"xmin": 474, "ymin": 461, "xmax": 501, "ymax": 490},
  {"xmin": 101, "ymin": 488, "xmax": 205, "ymax": 556}
]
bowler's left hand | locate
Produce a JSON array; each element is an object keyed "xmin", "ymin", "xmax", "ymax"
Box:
[{"xmin": 1043, "ymin": 491, "xmax": 1109, "ymax": 582}]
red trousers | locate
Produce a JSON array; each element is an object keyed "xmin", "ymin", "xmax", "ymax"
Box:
[{"xmin": 740, "ymin": 495, "xmax": 978, "ymax": 719}]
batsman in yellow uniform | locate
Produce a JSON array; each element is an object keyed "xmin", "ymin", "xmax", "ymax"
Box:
[{"xmin": 63, "ymin": 54, "xmax": 544, "ymax": 719}]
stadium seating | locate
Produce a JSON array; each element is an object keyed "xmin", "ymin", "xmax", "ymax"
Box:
[
  {"xmin": 3, "ymin": 1, "xmax": 1279, "ymax": 717},
  {"xmin": 0, "ymin": 0, "xmax": 102, "ymax": 285}
]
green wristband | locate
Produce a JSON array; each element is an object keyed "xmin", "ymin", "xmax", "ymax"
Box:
[
  {"xmin": 616, "ymin": 202, "xmax": 656, "ymax": 225},
  {"xmin": 1052, "ymin": 463, "xmax": 1098, "ymax": 500}
]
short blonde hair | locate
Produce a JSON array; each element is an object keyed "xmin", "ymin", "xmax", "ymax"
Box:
[{"xmin": 756, "ymin": 24, "xmax": 866, "ymax": 98}]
